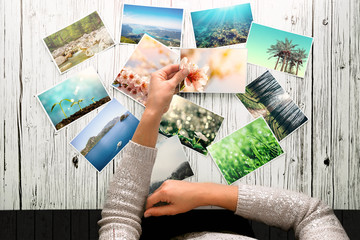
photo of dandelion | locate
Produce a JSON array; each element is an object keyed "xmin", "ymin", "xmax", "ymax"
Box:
[
  {"xmin": 112, "ymin": 34, "xmax": 178, "ymax": 105},
  {"xmin": 191, "ymin": 3, "xmax": 253, "ymax": 48},
  {"xmin": 179, "ymin": 48, "xmax": 247, "ymax": 93},
  {"xmin": 236, "ymin": 71, "xmax": 308, "ymax": 141},
  {"xmin": 208, "ymin": 117, "xmax": 284, "ymax": 185},
  {"xmin": 246, "ymin": 23, "xmax": 313, "ymax": 78},
  {"xmin": 37, "ymin": 67, "xmax": 110, "ymax": 131},
  {"xmin": 121, "ymin": 4, "xmax": 184, "ymax": 47},
  {"xmin": 159, "ymin": 95, "xmax": 224, "ymax": 155},
  {"xmin": 149, "ymin": 136, "xmax": 194, "ymax": 194}
]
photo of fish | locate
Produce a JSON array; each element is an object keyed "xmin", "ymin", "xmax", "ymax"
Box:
[
  {"xmin": 70, "ymin": 99, "xmax": 139, "ymax": 172},
  {"xmin": 112, "ymin": 34, "xmax": 178, "ymax": 105},
  {"xmin": 159, "ymin": 95, "xmax": 224, "ymax": 155},
  {"xmin": 120, "ymin": 4, "xmax": 184, "ymax": 47},
  {"xmin": 236, "ymin": 71, "xmax": 308, "ymax": 141},
  {"xmin": 208, "ymin": 117, "xmax": 284, "ymax": 185},
  {"xmin": 37, "ymin": 67, "xmax": 111, "ymax": 131},
  {"xmin": 179, "ymin": 48, "xmax": 247, "ymax": 93},
  {"xmin": 191, "ymin": 3, "xmax": 253, "ymax": 48},
  {"xmin": 149, "ymin": 136, "xmax": 194, "ymax": 194},
  {"xmin": 246, "ymin": 23, "xmax": 313, "ymax": 78},
  {"xmin": 43, "ymin": 11, "xmax": 115, "ymax": 73}
]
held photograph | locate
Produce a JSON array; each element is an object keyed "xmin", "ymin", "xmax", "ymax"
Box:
[
  {"xmin": 37, "ymin": 67, "xmax": 111, "ymax": 131},
  {"xmin": 246, "ymin": 23, "xmax": 313, "ymax": 78},
  {"xmin": 43, "ymin": 11, "xmax": 115, "ymax": 73},
  {"xmin": 207, "ymin": 117, "xmax": 284, "ymax": 185},
  {"xmin": 121, "ymin": 4, "xmax": 184, "ymax": 47},
  {"xmin": 70, "ymin": 99, "xmax": 139, "ymax": 172},
  {"xmin": 159, "ymin": 95, "xmax": 224, "ymax": 155},
  {"xmin": 236, "ymin": 71, "xmax": 308, "ymax": 141},
  {"xmin": 112, "ymin": 34, "xmax": 178, "ymax": 105},
  {"xmin": 180, "ymin": 48, "xmax": 247, "ymax": 93},
  {"xmin": 191, "ymin": 3, "xmax": 253, "ymax": 48},
  {"xmin": 149, "ymin": 136, "xmax": 194, "ymax": 194}
]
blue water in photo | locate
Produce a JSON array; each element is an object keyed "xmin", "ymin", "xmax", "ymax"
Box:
[{"xmin": 85, "ymin": 112, "xmax": 139, "ymax": 171}]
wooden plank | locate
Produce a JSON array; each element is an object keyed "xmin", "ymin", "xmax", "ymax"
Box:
[
  {"xmin": 0, "ymin": 211, "xmax": 16, "ymax": 239},
  {"xmin": 34, "ymin": 210, "xmax": 53, "ymax": 240},
  {"xmin": 71, "ymin": 210, "xmax": 89, "ymax": 240},
  {"xmin": 53, "ymin": 210, "xmax": 71, "ymax": 240},
  {"xmin": 17, "ymin": 211, "xmax": 35, "ymax": 240}
]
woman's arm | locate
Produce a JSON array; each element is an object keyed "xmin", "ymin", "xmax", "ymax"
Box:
[
  {"xmin": 145, "ymin": 181, "xmax": 349, "ymax": 239},
  {"xmin": 98, "ymin": 65, "xmax": 188, "ymax": 240}
]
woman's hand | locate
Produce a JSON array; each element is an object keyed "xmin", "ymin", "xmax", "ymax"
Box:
[{"xmin": 144, "ymin": 180, "xmax": 238, "ymax": 217}]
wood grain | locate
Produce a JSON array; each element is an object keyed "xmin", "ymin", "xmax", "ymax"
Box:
[{"xmin": 0, "ymin": 0, "xmax": 359, "ymax": 210}]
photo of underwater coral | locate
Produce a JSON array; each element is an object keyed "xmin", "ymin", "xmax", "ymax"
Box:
[
  {"xmin": 236, "ymin": 71, "xmax": 308, "ymax": 141},
  {"xmin": 43, "ymin": 11, "xmax": 115, "ymax": 73},
  {"xmin": 208, "ymin": 117, "xmax": 284, "ymax": 185},
  {"xmin": 112, "ymin": 34, "xmax": 178, "ymax": 105},
  {"xmin": 180, "ymin": 48, "xmax": 247, "ymax": 93},
  {"xmin": 37, "ymin": 67, "xmax": 110, "ymax": 131},
  {"xmin": 121, "ymin": 4, "xmax": 184, "ymax": 47},
  {"xmin": 149, "ymin": 136, "xmax": 194, "ymax": 194},
  {"xmin": 246, "ymin": 23, "xmax": 313, "ymax": 78},
  {"xmin": 159, "ymin": 95, "xmax": 224, "ymax": 155},
  {"xmin": 191, "ymin": 3, "xmax": 253, "ymax": 48},
  {"xmin": 70, "ymin": 99, "xmax": 139, "ymax": 172}
]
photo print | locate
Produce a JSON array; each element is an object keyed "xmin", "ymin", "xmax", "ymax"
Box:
[
  {"xmin": 180, "ymin": 48, "xmax": 247, "ymax": 93},
  {"xmin": 191, "ymin": 3, "xmax": 253, "ymax": 48},
  {"xmin": 236, "ymin": 71, "xmax": 308, "ymax": 141},
  {"xmin": 70, "ymin": 99, "xmax": 139, "ymax": 172},
  {"xmin": 246, "ymin": 23, "xmax": 313, "ymax": 78},
  {"xmin": 37, "ymin": 67, "xmax": 110, "ymax": 131},
  {"xmin": 43, "ymin": 11, "xmax": 115, "ymax": 73},
  {"xmin": 159, "ymin": 95, "xmax": 224, "ymax": 155},
  {"xmin": 121, "ymin": 4, "xmax": 184, "ymax": 47},
  {"xmin": 112, "ymin": 34, "xmax": 178, "ymax": 105},
  {"xmin": 149, "ymin": 136, "xmax": 194, "ymax": 194},
  {"xmin": 208, "ymin": 117, "xmax": 284, "ymax": 185}
]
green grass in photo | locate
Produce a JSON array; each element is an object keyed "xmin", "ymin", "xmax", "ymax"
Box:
[{"xmin": 208, "ymin": 117, "xmax": 284, "ymax": 184}]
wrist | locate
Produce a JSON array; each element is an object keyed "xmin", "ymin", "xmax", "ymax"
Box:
[
  {"xmin": 143, "ymin": 107, "xmax": 163, "ymax": 122},
  {"xmin": 196, "ymin": 183, "xmax": 238, "ymax": 211}
]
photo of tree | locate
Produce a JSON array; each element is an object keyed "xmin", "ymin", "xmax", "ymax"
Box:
[
  {"xmin": 121, "ymin": 4, "xmax": 184, "ymax": 47},
  {"xmin": 236, "ymin": 71, "xmax": 308, "ymax": 141},
  {"xmin": 246, "ymin": 23, "xmax": 313, "ymax": 78},
  {"xmin": 149, "ymin": 136, "xmax": 194, "ymax": 194},
  {"xmin": 159, "ymin": 95, "xmax": 224, "ymax": 155},
  {"xmin": 112, "ymin": 34, "xmax": 178, "ymax": 105},
  {"xmin": 43, "ymin": 11, "xmax": 115, "ymax": 73},
  {"xmin": 37, "ymin": 67, "xmax": 110, "ymax": 131},
  {"xmin": 191, "ymin": 3, "xmax": 253, "ymax": 48},
  {"xmin": 179, "ymin": 48, "xmax": 247, "ymax": 93},
  {"xmin": 208, "ymin": 117, "xmax": 284, "ymax": 185}
]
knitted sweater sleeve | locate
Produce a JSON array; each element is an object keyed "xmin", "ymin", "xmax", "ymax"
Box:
[
  {"xmin": 98, "ymin": 141, "xmax": 157, "ymax": 240},
  {"xmin": 235, "ymin": 184, "xmax": 349, "ymax": 239}
]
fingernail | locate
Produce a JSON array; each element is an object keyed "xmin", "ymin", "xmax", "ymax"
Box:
[{"xmin": 144, "ymin": 212, "xmax": 151, "ymax": 218}]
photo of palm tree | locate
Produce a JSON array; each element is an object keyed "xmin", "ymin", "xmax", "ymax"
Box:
[
  {"xmin": 207, "ymin": 117, "xmax": 284, "ymax": 185},
  {"xmin": 246, "ymin": 23, "xmax": 313, "ymax": 78},
  {"xmin": 236, "ymin": 71, "xmax": 308, "ymax": 141}
]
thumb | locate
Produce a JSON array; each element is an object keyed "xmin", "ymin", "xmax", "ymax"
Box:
[
  {"xmin": 169, "ymin": 68, "xmax": 189, "ymax": 86},
  {"xmin": 144, "ymin": 205, "xmax": 176, "ymax": 217}
]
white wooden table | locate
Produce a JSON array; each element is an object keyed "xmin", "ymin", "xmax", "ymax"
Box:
[{"xmin": 1, "ymin": 0, "xmax": 359, "ymax": 210}]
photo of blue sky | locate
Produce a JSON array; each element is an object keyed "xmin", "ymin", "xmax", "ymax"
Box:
[
  {"xmin": 246, "ymin": 23, "xmax": 313, "ymax": 78},
  {"xmin": 121, "ymin": 4, "xmax": 184, "ymax": 47}
]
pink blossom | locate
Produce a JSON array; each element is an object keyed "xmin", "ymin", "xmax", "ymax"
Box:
[{"xmin": 180, "ymin": 57, "xmax": 209, "ymax": 92}]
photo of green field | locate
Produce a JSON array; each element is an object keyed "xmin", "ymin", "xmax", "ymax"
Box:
[
  {"xmin": 208, "ymin": 117, "xmax": 284, "ymax": 185},
  {"xmin": 236, "ymin": 71, "xmax": 308, "ymax": 141}
]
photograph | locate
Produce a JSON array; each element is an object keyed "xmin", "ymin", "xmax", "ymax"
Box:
[
  {"xmin": 120, "ymin": 4, "xmax": 184, "ymax": 47},
  {"xmin": 149, "ymin": 136, "xmax": 194, "ymax": 194},
  {"xmin": 43, "ymin": 11, "xmax": 115, "ymax": 73},
  {"xmin": 37, "ymin": 67, "xmax": 111, "ymax": 131},
  {"xmin": 208, "ymin": 117, "xmax": 284, "ymax": 185},
  {"xmin": 179, "ymin": 48, "xmax": 247, "ymax": 93},
  {"xmin": 159, "ymin": 95, "xmax": 224, "ymax": 155},
  {"xmin": 191, "ymin": 3, "xmax": 253, "ymax": 48},
  {"xmin": 246, "ymin": 23, "xmax": 313, "ymax": 78},
  {"xmin": 70, "ymin": 99, "xmax": 139, "ymax": 172},
  {"xmin": 112, "ymin": 34, "xmax": 178, "ymax": 105},
  {"xmin": 236, "ymin": 71, "xmax": 308, "ymax": 141}
]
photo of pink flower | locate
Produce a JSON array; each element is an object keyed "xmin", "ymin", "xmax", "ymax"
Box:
[{"xmin": 112, "ymin": 34, "xmax": 178, "ymax": 105}]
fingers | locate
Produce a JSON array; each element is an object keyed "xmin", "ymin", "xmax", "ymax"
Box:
[
  {"xmin": 146, "ymin": 190, "xmax": 165, "ymax": 210},
  {"xmin": 160, "ymin": 64, "xmax": 180, "ymax": 76},
  {"xmin": 144, "ymin": 205, "xmax": 176, "ymax": 217},
  {"xmin": 169, "ymin": 68, "xmax": 189, "ymax": 86}
]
